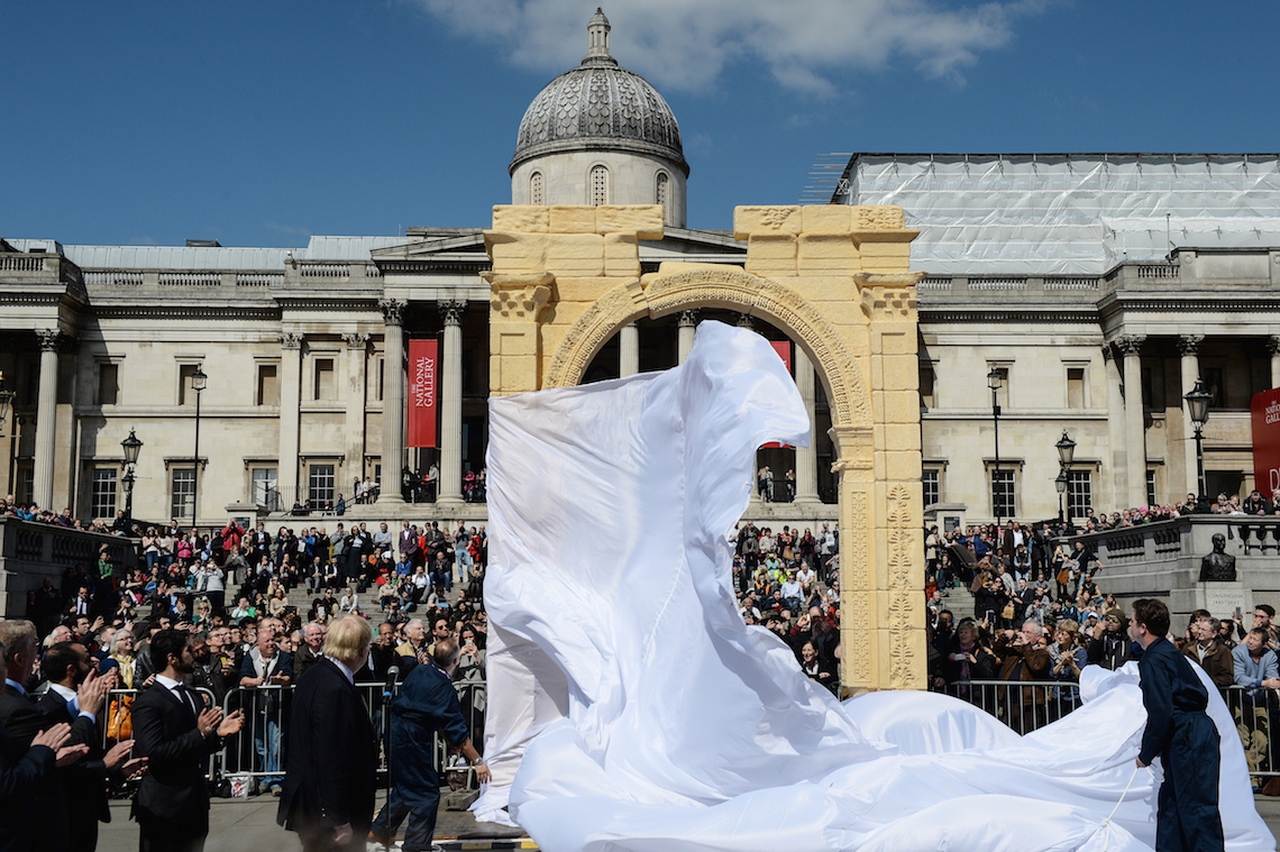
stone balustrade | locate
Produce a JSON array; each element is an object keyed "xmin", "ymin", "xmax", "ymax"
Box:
[{"xmin": 0, "ymin": 517, "xmax": 138, "ymax": 617}]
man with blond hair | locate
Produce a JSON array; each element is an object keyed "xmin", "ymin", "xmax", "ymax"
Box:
[{"xmin": 279, "ymin": 614, "xmax": 377, "ymax": 851}]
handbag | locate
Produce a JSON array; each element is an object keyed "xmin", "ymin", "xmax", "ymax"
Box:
[
  {"xmin": 1000, "ymin": 603, "xmax": 1016, "ymax": 620},
  {"xmin": 106, "ymin": 694, "xmax": 133, "ymax": 740},
  {"xmin": 1056, "ymin": 567, "xmax": 1071, "ymax": 587}
]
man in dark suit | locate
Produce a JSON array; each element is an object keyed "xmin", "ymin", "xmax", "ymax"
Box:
[
  {"xmin": 278, "ymin": 614, "xmax": 377, "ymax": 852},
  {"xmin": 132, "ymin": 629, "xmax": 244, "ymax": 852},
  {"xmin": 40, "ymin": 641, "xmax": 148, "ymax": 852}
]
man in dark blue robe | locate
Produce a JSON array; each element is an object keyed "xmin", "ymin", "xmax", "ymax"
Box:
[
  {"xmin": 1131, "ymin": 598, "xmax": 1224, "ymax": 852},
  {"xmin": 370, "ymin": 637, "xmax": 491, "ymax": 852}
]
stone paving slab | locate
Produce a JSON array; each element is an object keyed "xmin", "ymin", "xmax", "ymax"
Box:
[{"xmin": 91, "ymin": 790, "xmax": 1280, "ymax": 851}]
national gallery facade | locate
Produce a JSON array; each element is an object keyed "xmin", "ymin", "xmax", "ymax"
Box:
[{"xmin": 4, "ymin": 10, "xmax": 1280, "ymax": 536}]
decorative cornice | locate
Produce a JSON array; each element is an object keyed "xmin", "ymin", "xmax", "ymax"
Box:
[
  {"xmin": 918, "ymin": 309, "xmax": 1098, "ymax": 324},
  {"xmin": 91, "ymin": 305, "xmax": 280, "ymax": 321}
]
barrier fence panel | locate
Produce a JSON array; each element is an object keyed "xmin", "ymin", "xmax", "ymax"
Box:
[
  {"xmin": 217, "ymin": 680, "xmax": 488, "ymax": 790},
  {"xmin": 103, "ymin": 686, "xmax": 219, "ymax": 782},
  {"xmin": 949, "ymin": 680, "xmax": 1280, "ymax": 779}
]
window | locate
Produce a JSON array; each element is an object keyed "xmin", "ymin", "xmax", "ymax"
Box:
[
  {"xmin": 919, "ymin": 362, "xmax": 936, "ymax": 410},
  {"xmin": 252, "ymin": 467, "xmax": 278, "ymax": 511},
  {"xmin": 256, "ymin": 364, "xmax": 279, "ymax": 406},
  {"xmin": 376, "ymin": 356, "xmax": 385, "ymax": 402},
  {"xmin": 97, "ymin": 363, "xmax": 119, "ymax": 406},
  {"xmin": 91, "ymin": 468, "xmax": 117, "ymax": 518},
  {"xmin": 178, "ymin": 364, "xmax": 199, "ymax": 405},
  {"xmin": 1067, "ymin": 470, "xmax": 1092, "ymax": 520},
  {"xmin": 1066, "ymin": 367, "xmax": 1085, "ymax": 409},
  {"xmin": 171, "ymin": 468, "xmax": 195, "ymax": 520},
  {"xmin": 656, "ymin": 171, "xmax": 669, "ymax": 218},
  {"xmin": 922, "ymin": 469, "xmax": 940, "ymax": 508},
  {"xmin": 16, "ymin": 463, "xmax": 34, "ymax": 505},
  {"xmin": 1147, "ymin": 469, "xmax": 1158, "ymax": 508},
  {"xmin": 313, "ymin": 358, "xmax": 335, "ymax": 400},
  {"xmin": 308, "ymin": 464, "xmax": 335, "ymax": 508},
  {"xmin": 590, "ymin": 165, "xmax": 609, "ymax": 206},
  {"xmin": 530, "ymin": 171, "xmax": 544, "ymax": 205},
  {"xmin": 991, "ymin": 469, "xmax": 1015, "ymax": 519}
]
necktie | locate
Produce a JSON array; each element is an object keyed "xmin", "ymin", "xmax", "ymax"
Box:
[{"xmin": 175, "ymin": 684, "xmax": 199, "ymax": 718}]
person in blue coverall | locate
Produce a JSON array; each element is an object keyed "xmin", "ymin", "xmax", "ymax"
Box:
[
  {"xmin": 1131, "ymin": 598, "xmax": 1224, "ymax": 852},
  {"xmin": 369, "ymin": 637, "xmax": 491, "ymax": 851}
]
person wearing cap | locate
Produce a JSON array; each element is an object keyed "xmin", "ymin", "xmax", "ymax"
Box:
[{"xmin": 1087, "ymin": 607, "xmax": 1133, "ymax": 670}]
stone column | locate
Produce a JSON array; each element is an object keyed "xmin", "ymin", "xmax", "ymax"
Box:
[
  {"xmin": 794, "ymin": 348, "xmax": 820, "ymax": 503},
  {"xmin": 438, "ymin": 301, "xmax": 466, "ymax": 505},
  {"xmin": 1102, "ymin": 345, "xmax": 1127, "ymax": 509},
  {"xmin": 377, "ymin": 300, "xmax": 407, "ymax": 506},
  {"xmin": 343, "ymin": 333, "xmax": 369, "ymax": 490},
  {"xmin": 1178, "ymin": 335, "xmax": 1204, "ymax": 499},
  {"xmin": 677, "ymin": 309, "xmax": 698, "ymax": 364},
  {"xmin": 619, "ymin": 322, "xmax": 639, "ymax": 377},
  {"xmin": 32, "ymin": 329, "xmax": 60, "ymax": 509},
  {"xmin": 278, "ymin": 333, "xmax": 304, "ymax": 509},
  {"xmin": 1118, "ymin": 335, "xmax": 1147, "ymax": 508},
  {"xmin": 1268, "ymin": 336, "xmax": 1280, "ymax": 388}
]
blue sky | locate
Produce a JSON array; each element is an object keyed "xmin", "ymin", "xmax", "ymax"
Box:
[{"xmin": 3, "ymin": 1, "xmax": 1278, "ymax": 247}]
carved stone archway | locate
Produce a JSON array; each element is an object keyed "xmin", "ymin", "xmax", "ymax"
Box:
[{"xmin": 485, "ymin": 203, "xmax": 925, "ymax": 692}]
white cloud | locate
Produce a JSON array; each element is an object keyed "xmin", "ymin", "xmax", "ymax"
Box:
[{"xmin": 413, "ymin": 0, "xmax": 1039, "ymax": 93}]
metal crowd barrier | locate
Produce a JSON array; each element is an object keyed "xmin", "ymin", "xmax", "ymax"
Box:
[
  {"xmin": 944, "ymin": 680, "xmax": 1082, "ymax": 735},
  {"xmin": 949, "ymin": 680, "xmax": 1280, "ymax": 779},
  {"xmin": 103, "ymin": 686, "xmax": 220, "ymax": 781},
  {"xmin": 218, "ymin": 680, "xmax": 488, "ymax": 789}
]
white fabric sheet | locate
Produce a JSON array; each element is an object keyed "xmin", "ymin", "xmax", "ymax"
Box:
[{"xmin": 475, "ymin": 320, "xmax": 1274, "ymax": 851}]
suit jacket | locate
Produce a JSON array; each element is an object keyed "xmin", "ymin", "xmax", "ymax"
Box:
[
  {"xmin": 0, "ymin": 718, "xmax": 56, "ymax": 852},
  {"xmin": 278, "ymin": 659, "xmax": 377, "ymax": 833},
  {"xmin": 131, "ymin": 681, "xmax": 221, "ymax": 831},
  {"xmin": 0, "ymin": 683, "xmax": 69, "ymax": 851},
  {"xmin": 38, "ymin": 688, "xmax": 112, "ymax": 824}
]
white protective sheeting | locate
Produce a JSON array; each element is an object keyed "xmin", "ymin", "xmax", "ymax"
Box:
[
  {"xmin": 475, "ymin": 320, "xmax": 1274, "ymax": 851},
  {"xmin": 847, "ymin": 154, "xmax": 1280, "ymax": 275}
]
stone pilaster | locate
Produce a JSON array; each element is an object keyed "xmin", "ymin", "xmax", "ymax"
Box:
[
  {"xmin": 376, "ymin": 300, "xmax": 407, "ymax": 505},
  {"xmin": 438, "ymin": 301, "xmax": 467, "ymax": 505},
  {"xmin": 1101, "ymin": 344, "xmax": 1127, "ymax": 510},
  {"xmin": 278, "ymin": 332, "xmax": 304, "ymax": 508},
  {"xmin": 793, "ymin": 348, "xmax": 820, "ymax": 504},
  {"xmin": 676, "ymin": 309, "xmax": 698, "ymax": 365},
  {"xmin": 343, "ymin": 333, "xmax": 369, "ymax": 489},
  {"xmin": 619, "ymin": 322, "xmax": 639, "ymax": 377},
  {"xmin": 1117, "ymin": 335, "xmax": 1148, "ymax": 508},
  {"xmin": 1178, "ymin": 335, "xmax": 1204, "ymax": 500},
  {"xmin": 1268, "ymin": 336, "xmax": 1280, "ymax": 389},
  {"xmin": 32, "ymin": 329, "xmax": 60, "ymax": 509}
]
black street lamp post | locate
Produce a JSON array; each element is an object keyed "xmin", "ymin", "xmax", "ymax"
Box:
[
  {"xmin": 191, "ymin": 365, "xmax": 207, "ymax": 528},
  {"xmin": 1055, "ymin": 430, "xmax": 1076, "ymax": 526},
  {"xmin": 988, "ymin": 367, "xmax": 1004, "ymax": 525},
  {"xmin": 121, "ymin": 428, "xmax": 143, "ymax": 522},
  {"xmin": 1184, "ymin": 379, "xmax": 1212, "ymax": 500}
]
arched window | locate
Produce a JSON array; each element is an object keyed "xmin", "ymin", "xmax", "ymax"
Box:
[
  {"xmin": 530, "ymin": 171, "xmax": 544, "ymax": 205},
  {"xmin": 590, "ymin": 165, "xmax": 609, "ymax": 207},
  {"xmin": 656, "ymin": 171, "xmax": 669, "ymax": 221}
]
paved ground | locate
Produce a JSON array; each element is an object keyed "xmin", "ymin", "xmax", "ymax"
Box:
[
  {"xmin": 98, "ymin": 789, "xmax": 530, "ymax": 852},
  {"xmin": 92, "ymin": 790, "xmax": 1279, "ymax": 850}
]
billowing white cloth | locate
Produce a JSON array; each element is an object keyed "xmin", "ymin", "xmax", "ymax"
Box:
[{"xmin": 474, "ymin": 320, "xmax": 1273, "ymax": 851}]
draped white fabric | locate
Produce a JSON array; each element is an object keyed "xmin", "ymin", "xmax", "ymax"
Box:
[{"xmin": 473, "ymin": 320, "xmax": 1273, "ymax": 851}]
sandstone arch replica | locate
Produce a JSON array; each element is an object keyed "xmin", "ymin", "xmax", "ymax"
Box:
[{"xmin": 484, "ymin": 201, "xmax": 925, "ymax": 693}]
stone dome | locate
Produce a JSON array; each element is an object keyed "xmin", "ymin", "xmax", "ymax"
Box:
[{"xmin": 510, "ymin": 9, "xmax": 688, "ymax": 176}]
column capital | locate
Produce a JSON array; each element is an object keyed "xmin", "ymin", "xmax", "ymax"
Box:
[
  {"xmin": 343, "ymin": 332, "xmax": 370, "ymax": 350},
  {"xmin": 677, "ymin": 309, "xmax": 700, "ymax": 328},
  {"xmin": 279, "ymin": 332, "xmax": 304, "ymax": 350},
  {"xmin": 1115, "ymin": 334, "xmax": 1146, "ymax": 355},
  {"xmin": 379, "ymin": 298, "xmax": 407, "ymax": 326},
  {"xmin": 36, "ymin": 329, "xmax": 61, "ymax": 351},
  {"xmin": 438, "ymin": 300, "xmax": 467, "ymax": 327},
  {"xmin": 1176, "ymin": 334, "xmax": 1204, "ymax": 356},
  {"xmin": 1267, "ymin": 336, "xmax": 1280, "ymax": 357},
  {"xmin": 734, "ymin": 312, "xmax": 755, "ymax": 331}
]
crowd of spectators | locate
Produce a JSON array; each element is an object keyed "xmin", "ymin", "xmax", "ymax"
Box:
[{"xmin": 732, "ymin": 520, "xmax": 842, "ymax": 693}]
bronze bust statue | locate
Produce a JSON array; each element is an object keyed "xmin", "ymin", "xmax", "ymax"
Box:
[{"xmin": 1199, "ymin": 533, "xmax": 1237, "ymax": 582}]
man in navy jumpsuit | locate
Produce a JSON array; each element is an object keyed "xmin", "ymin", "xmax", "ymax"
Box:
[
  {"xmin": 370, "ymin": 637, "xmax": 491, "ymax": 851},
  {"xmin": 1131, "ymin": 598, "xmax": 1224, "ymax": 852}
]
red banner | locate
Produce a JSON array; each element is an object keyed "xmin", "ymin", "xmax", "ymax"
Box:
[
  {"xmin": 762, "ymin": 341, "xmax": 794, "ymax": 449},
  {"xmin": 407, "ymin": 339, "xmax": 438, "ymax": 448},
  {"xmin": 1251, "ymin": 388, "xmax": 1280, "ymax": 499}
]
